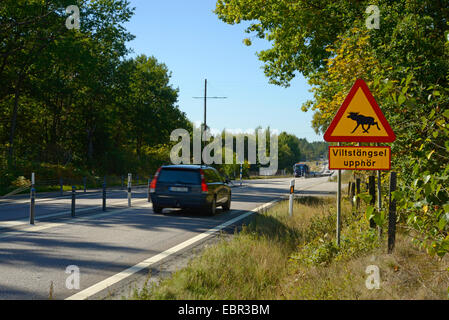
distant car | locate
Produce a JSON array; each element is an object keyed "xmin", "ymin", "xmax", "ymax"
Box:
[
  {"xmin": 293, "ymin": 163, "xmax": 310, "ymax": 177},
  {"xmin": 322, "ymin": 170, "xmax": 333, "ymax": 176},
  {"xmin": 149, "ymin": 165, "xmax": 231, "ymax": 215}
]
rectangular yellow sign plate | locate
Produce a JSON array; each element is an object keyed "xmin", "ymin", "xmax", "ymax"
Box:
[{"xmin": 329, "ymin": 146, "xmax": 391, "ymax": 171}]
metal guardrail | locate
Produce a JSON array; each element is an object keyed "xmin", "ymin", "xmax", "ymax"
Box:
[{"xmin": 0, "ymin": 183, "xmax": 31, "ymax": 199}]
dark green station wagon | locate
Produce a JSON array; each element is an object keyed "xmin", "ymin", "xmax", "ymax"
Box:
[{"xmin": 149, "ymin": 165, "xmax": 232, "ymax": 215}]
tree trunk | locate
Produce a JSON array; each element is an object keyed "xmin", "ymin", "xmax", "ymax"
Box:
[
  {"xmin": 87, "ymin": 125, "xmax": 96, "ymax": 162},
  {"xmin": 8, "ymin": 75, "xmax": 23, "ymax": 165},
  {"xmin": 136, "ymin": 135, "xmax": 142, "ymax": 160}
]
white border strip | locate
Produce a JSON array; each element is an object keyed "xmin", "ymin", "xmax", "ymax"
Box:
[
  {"xmin": 66, "ymin": 198, "xmax": 282, "ymax": 300},
  {"xmin": 0, "ymin": 201, "xmax": 152, "ymax": 240}
]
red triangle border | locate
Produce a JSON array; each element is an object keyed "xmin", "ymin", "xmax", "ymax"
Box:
[{"xmin": 323, "ymin": 79, "xmax": 396, "ymax": 143}]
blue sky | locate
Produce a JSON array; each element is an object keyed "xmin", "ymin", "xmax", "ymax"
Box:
[{"xmin": 124, "ymin": 0, "xmax": 323, "ymax": 142}]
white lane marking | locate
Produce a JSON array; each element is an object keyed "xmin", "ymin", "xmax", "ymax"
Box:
[
  {"xmin": 0, "ymin": 200, "xmax": 152, "ymax": 239},
  {"xmin": 0, "ymin": 198, "xmax": 149, "ymax": 231},
  {"xmin": 65, "ymin": 198, "xmax": 282, "ymax": 300}
]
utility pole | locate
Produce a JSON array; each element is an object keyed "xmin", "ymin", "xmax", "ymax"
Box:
[
  {"xmin": 204, "ymin": 79, "xmax": 207, "ymax": 137},
  {"xmin": 193, "ymin": 79, "xmax": 227, "ymax": 165}
]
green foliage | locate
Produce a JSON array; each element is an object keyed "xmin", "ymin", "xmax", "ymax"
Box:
[
  {"xmin": 0, "ymin": 1, "xmax": 190, "ymax": 184},
  {"xmin": 278, "ymin": 132, "xmax": 328, "ymax": 172},
  {"xmin": 215, "ymin": 0, "xmax": 449, "ymax": 258},
  {"xmin": 291, "ymin": 214, "xmax": 379, "ymax": 267},
  {"xmin": 11, "ymin": 176, "xmax": 30, "ymax": 187},
  {"xmin": 215, "ymin": 0, "xmax": 358, "ymax": 85},
  {"xmin": 278, "ymin": 132, "xmax": 301, "ymax": 172}
]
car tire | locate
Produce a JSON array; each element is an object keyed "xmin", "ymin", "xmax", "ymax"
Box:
[
  {"xmin": 153, "ymin": 205, "xmax": 162, "ymax": 214},
  {"xmin": 207, "ymin": 197, "xmax": 217, "ymax": 216},
  {"xmin": 222, "ymin": 195, "xmax": 231, "ymax": 211}
]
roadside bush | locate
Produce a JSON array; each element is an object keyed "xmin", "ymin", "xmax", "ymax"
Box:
[{"xmin": 11, "ymin": 176, "xmax": 31, "ymax": 187}]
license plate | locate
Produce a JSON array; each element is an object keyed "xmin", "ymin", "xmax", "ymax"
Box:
[{"xmin": 170, "ymin": 187, "xmax": 188, "ymax": 192}]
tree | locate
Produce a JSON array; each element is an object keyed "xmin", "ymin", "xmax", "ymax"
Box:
[
  {"xmin": 214, "ymin": 0, "xmax": 449, "ymax": 256},
  {"xmin": 0, "ymin": 1, "xmax": 191, "ymax": 181},
  {"xmin": 0, "ymin": 0, "xmax": 135, "ymax": 166},
  {"xmin": 116, "ymin": 55, "xmax": 191, "ymax": 162},
  {"xmin": 278, "ymin": 132, "xmax": 301, "ymax": 172}
]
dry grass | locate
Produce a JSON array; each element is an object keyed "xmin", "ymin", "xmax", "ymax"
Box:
[
  {"xmin": 133, "ymin": 196, "xmax": 449, "ymax": 300},
  {"xmin": 282, "ymin": 232, "xmax": 449, "ymax": 299}
]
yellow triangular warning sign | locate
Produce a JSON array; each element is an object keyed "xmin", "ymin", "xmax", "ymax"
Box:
[{"xmin": 324, "ymin": 79, "xmax": 396, "ymax": 143}]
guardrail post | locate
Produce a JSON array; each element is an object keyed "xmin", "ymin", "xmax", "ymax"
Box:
[
  {"xmin": 388, "ymin": 172, "xmax": 397, "ymax": 254},
  {"xmin": 128, "ymin": 173, "xmax": 132, "ymax": 207},
  {"xmin": 356, "ymin": 178, "xmax": 361, "ymax": 211},
  {"xmin": 369, "ymin": 176, "xmax": 376, "ymax": 228},
  {"xmin": 377, "ymin": 170, "xmax": 383, "ymax": 237},
  {"xmin": 30, "ymin": 172, "xmax": 35, "ymax": 225},
  {"xmin": 240, "ymin": 163, "xmax": 243, "ymax": 186},
  {"xmin": 71, "ymin": 185, "xmax": 76, "ymax": 217},
  {"xmin": 350, "ymin": 182, "xmax": 356, "ymax": 206},
  {"xmin": 102, "ymin": 177, "xmax": 106, "ymax": 211},
  {"xmin": 289, "ymin": 179, "xmax": 295, "ymax": 217}
]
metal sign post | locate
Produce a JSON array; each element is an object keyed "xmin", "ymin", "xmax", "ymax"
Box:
[
  {"xmin": 337, "ymin": 143, "xmax": 342, "ymax": 246},
  {"xmin": 377, "ymin": 168, "xmax": 382, "ymax": 237}
]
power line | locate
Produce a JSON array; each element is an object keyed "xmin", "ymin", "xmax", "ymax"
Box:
[
  {"xmin": 193, "ymin": 79, "xmax": 228, "ymax": 165},
  {"xmin": 192, "ymin": 79, "xmax": 228, "ymax": 131}
]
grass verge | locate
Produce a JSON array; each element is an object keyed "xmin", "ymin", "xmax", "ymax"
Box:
[{"xmin": 132, "ymin": 196, "xmax": 449, "ymax": 300}]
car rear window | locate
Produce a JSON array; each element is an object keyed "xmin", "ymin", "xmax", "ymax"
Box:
[{"xmin": 157, "ymin": 169, "xmax": 200, "ymax": 185}]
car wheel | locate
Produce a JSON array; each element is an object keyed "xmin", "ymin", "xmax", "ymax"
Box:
[
  {"xmin": 207, "ymin": 197, "xmax": 217, "ymax": 216},
  {"xmin": 153, "ymin": 205, "xmax": 162, "ymax": 214},
  {"xmin": 222, "ymin": 195, "xmax": 231, "ymax": 211}
]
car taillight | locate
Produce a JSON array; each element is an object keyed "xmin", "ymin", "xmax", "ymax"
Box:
[
  {"xmin": 149, "ymin": 168, "xmax": 161, "ymax": 193},
  {"xmin": 199, "ymin": 169, "xmax": 208, "ymax": 192}
]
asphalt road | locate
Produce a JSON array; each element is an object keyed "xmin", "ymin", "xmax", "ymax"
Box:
[{"xmin": 0, "ymin": 176, "xmax": 337, "ymax": 300}]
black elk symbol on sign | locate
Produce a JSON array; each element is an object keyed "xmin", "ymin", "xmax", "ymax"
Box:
[{"xmin": 347, "ymin": 112, "xmax": 380, "ymax": 134}]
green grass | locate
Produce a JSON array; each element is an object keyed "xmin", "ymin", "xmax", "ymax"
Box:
[{"xmin": 132, "ymin": 196, "xmax": 449, "ymax": 300}]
